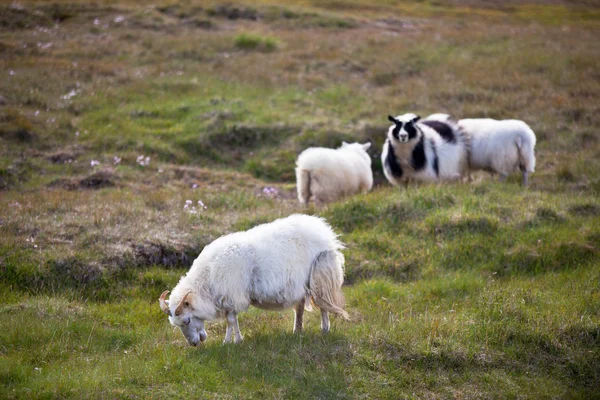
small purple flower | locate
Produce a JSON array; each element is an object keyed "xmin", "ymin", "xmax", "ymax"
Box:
[
  {"xmin": 61, "ymin": 89, "xmax": 78, "ymax": 100},
  {"xmin": 262, "ymin": 186, "xmax": 278, "ymax": 198},
  {"xmin": 136, "ymin": 155, "xmax": 150, "ymax": 166},
  {"xmin": 90, "ymin": 160, "xmax": 100, "ymax": 167}
]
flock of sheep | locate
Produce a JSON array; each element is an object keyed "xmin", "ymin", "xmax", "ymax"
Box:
[
  {"xmin": 299, "ymin": 113, "xmax": 537, "ymax": 205},
  {"xmin": 159, "ymin": 113, "xmax": 537, "ymax": 346}
]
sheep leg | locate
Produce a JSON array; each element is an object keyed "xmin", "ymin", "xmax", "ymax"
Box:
[
  {"xmin": 522, "ymin": 171, "xmax": 529, "ymax": 187},
  {"xmin": 224, "ymin": 311, "xmax": 243, "ymax": 344},
  {"xmin": 499, "ymin": 173, "xmax": 508, "ymax": 182},
  {"xmin": 321, "ymin": 310, "xmax": 330, "ymax": 333},
  {"xmin": 230, "ymin": 312, "xmax": 243, "ymax": 343},
  {"xmin": 293, "ymin": 297, "xmax": 306, "ymax": 333},
  {"xmin": 223, "ymin": 312, "xmax": 234, "ymax": 344},
  {"xmin": 314, "ymin": 196, "xmax": 324, "ymax": 208}
]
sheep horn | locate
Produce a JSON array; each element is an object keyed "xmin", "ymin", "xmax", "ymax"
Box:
[
  {"xmin": 159, "ymin": 290, "xmax": 171, "ymax": 316},
  {"xmin": 174, "ymin": 291, "xmax": 192, "ymax": 316}
]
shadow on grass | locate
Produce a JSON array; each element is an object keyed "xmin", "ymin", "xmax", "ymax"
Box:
[
  {"xmin": 497, "ymin": 241, "xmax": 598, "ymax": 276},
  {"xmin": 185, "ymin": 331, "xmax": 351, "ymax": 398},
  {"xmin": 364, "ymin": 326, "xmax": 599, "ymax": 396}
]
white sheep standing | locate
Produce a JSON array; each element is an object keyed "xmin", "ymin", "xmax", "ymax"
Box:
[
  {"xmin": 458, "ymin": 118, "xmax": 536, "ymax": 186},
  {"xmin": 159, "ymin": 214, "xmax": 349, "ymax": 346},
  {"xmin": 382, "ymin": 113, "xmax": 469, "ymax": 186},
  {"xmin": 423, "ymin": 114, "xmax": 537, "ymax": 185},
  {"xmin": 296, "ymin": 142, "xmax": 373, "ymax": 205}
]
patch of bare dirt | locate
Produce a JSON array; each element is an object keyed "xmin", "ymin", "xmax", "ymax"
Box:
[
  {"xmin": 132, "ymin": 239, "xmax": 197, "ymax": 268},
  {"xmin": 48, "ymin": 168, "xmax": 117, "ymax": 190}
]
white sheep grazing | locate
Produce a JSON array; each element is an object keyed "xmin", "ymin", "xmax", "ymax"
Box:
[
  {"xmin": 382, "ymin": 113, "xmax": 469, "ymax": 186},
  {"xmin": 458, "ymin": 118, "xmax": 537, "ymax": 186},
  {"xmin": 159, "ymin": 214, "xmax": 349, "ymax": 346},
  {"xmin": 296, "ymin": 142, "xmax": 373, "ymax": 205}
]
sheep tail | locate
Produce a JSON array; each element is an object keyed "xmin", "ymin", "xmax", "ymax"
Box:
[
  {"xmin": 308, "ymin": 250, "xmax": 350, "ymax": 320},
  {"xmin": 296, "ymin": 168, "xmax": 311, "ymax": 205},
  {"xmin": 515, "ymin": 131, "xmax": 536, "ymax": 173}
]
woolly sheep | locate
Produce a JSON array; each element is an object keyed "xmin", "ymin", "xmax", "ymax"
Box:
[
  {"xmin": 296, "ymin": 142, "xmax": 373, "ymax": 205},
  {"xmin": 381, "ymin": 113, "xmax": 469, "ymax": 186},
  {"xmin": 159, "ymin": 214, "xmax": 349, "ymax": 346},
  {"xmin": 458, "ymin": 118, "xmax": 537, "ymax": 186}
]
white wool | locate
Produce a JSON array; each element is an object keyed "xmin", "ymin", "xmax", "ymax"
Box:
[
  {"xmin": 296, "ymin": 142, "xmax": 373, "ymax": 204},
  {"xmin": 163, "ymin": 214, "xmax": 348, "ymax": 345},
  {"xmin": 458, "ymin": 118, "xmax": 536, "ymax": 184},
  {"xmin": 423, "ymin": 113, "xmax": 451, "ymax": 122}
]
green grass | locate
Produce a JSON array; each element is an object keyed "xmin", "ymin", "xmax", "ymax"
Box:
[
  {"xmin": 1, "ymin": 0, "xmax": 599, "ymax": 398},
  {"xmin": 234, "ymin": 33, "xmax": 279, "ymax": 52}
]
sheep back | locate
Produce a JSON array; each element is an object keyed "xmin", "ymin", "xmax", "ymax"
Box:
[
  {"xmin": 459, "ymin": 118, "xmax": 536, "ymax": 175},
  {"xmin": 296, "ymin": 144, "xmax": 373, "ymax": 204},
  {"xmin": 175, "ymin": 214, "xmax": 344, "ymax": 317}
]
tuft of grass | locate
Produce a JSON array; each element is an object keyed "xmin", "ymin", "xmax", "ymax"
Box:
[{"xmin": 234, "ymin": 33, "xmax": 279, "ymax": 52}]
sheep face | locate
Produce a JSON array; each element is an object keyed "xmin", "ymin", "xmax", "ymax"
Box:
[
  {"xmin": 160, "ymin": 290, "xmax": 208, "ymax": 346},
  {"xmin": 388, "ymin": 114, "xmax": 421, "ymax": 143},
  {"xmin": 170, "ymin": 315, "xmax": 207, "ymax": 347}
]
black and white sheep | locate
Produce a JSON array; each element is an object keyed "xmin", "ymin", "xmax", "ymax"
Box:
[{"xmin": 381, "ymin": 113, "xmax": 469, "ymax": 186}]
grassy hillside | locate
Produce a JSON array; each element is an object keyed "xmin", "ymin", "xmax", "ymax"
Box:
[{"xmin": 1, "ymin": 0, "xmax": 599, "ymax": 398}]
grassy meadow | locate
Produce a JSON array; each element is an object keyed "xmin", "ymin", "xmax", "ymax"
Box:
[{"xmin": 1, "ymin": 0, "xmax": 600, "ymax": 398}]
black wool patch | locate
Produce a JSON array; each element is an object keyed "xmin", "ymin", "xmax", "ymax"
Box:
[
  {"xmin": 391, "ymin": 124, "xmax": 401, "ymax": 140},
  {"xmin": 404, "ymin": 122, "xmax": 418, "ymax": 140},
  {"xmin": 411, "ymin": 136, "xmax": 427, "ymax": 171},
  {"xmin": 385, "ymin": 140, "xmax": 403, "ymax": 178},
  {"xmin": 430, "ymin": 138, "xmax": 439, "ymax": 176},
  {"xmin": 421, "ymin": 120, "xmax": 456, "ymax": 143}
]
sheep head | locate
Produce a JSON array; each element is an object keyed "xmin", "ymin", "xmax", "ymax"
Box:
[
  {"xmin": 160, "ymin": 290, "xmax": 208, "ymax": 347},
  {"xmin": 387, "ymin": 113, "xmax": 421, "ymax": 143}
]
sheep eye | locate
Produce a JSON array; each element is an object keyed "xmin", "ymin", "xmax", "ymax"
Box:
[{"xmin": 184, "ymin": 301, "xmax": 189, "ymax": 307}]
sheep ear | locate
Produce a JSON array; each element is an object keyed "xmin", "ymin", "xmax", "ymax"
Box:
[
  {"xmin": 388, "ymin": 115, "xmax": 400, "ymax": 124},
  {"xmin": 341, "ymin": 141, "xmax": 349, "ymax": 147},
  {"xmin": 362, "ymin": 142, "xmax": 371, "ymax": 150},
  {"xmin": 411, "ymin": 115, "xmax": 421, "ymax": 123}
]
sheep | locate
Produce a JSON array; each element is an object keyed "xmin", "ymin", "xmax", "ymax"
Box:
[
  {"xmin": 296, "ymin": 142, "xmax": 373, "ymax": 205},
  {"xmin": 457, "ymin": 118, "xmax": 537, "ymax": 186},
  {"xmin": 381, "ymin": 113, "xmax": 469, "ymax": 187},
  {"xmin": 158, "ymin": 214, "xmax": 349, "ymax": 346}
]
